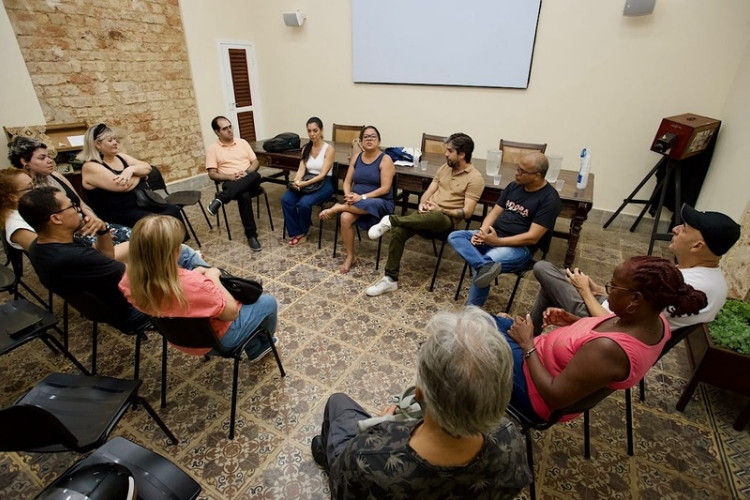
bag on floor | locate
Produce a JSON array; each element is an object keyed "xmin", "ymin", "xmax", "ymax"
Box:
[
  {"xmin": 218, "ymin": 268, "xmax": 263, "ymax": 304},
  {"xmin": 263, "ymin": 132, "xmax": 301, "ymax": 152}
]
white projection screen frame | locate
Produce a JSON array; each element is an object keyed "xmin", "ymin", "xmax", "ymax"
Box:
[{"xmin": 352, "ymin": 0, "xmax": 542, "ymax": 89}]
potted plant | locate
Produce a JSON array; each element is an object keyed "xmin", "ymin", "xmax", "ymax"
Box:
[{"xmin": 706, "ymin": 298, "xmax": 750, "ymax": 354}]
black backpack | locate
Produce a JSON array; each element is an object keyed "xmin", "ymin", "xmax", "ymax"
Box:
[{"xmin": 263, "ymin": 132, "xmax": 301, "ymax": 152}]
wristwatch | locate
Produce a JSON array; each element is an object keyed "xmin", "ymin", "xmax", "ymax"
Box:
[
  {"xmin": 96, "ymin": 223, "xmax": 111, "ymax": 236},
  {"xmin": 362, "ymin": 194, "xmax": 368, "ymax": 200}
]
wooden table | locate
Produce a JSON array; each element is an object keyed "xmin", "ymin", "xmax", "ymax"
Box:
[{"xmin": 251, "ymin": 140, "xmax": 594, "ymax": 267}]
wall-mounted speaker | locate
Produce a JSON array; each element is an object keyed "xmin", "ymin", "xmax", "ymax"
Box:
[
  {"xmin": 283, "ymin": 11, "xmax": 305, "ymax": 27},
  {"xmin": 623, "ymin": 0, "xmax": 655, "ymax": 16}
]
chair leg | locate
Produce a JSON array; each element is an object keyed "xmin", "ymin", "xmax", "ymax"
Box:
[
  {"xmin": 221, "ymin": 204, "xmax": 232, "ymax": 240},
  {"xmin": 625, "ymin": 388, "xmax": 634, "ymax": 456},
  {"xmin": 63, "ymin": 299, "xmax": 69, "ymax": 350},
  {"xmin": 375, "ymin": 237, "xmax": 383, "ymax": 270},
  {"xmin": 454, "ymin": 262, "xmax": 469, "ymax": 301},
  {"xmin": 197, "ymin": 200, "xmax": 213, "ymax": 229},
  {"xmin": 584, "ymin": 409, "xmax": 591, "ymax": 459},
  {"xmin": 180, "ymin": 208, "xmax": 201, "ymax": 248},
  {"xmin": 91, "ymin": 322, "xmax": 98, "ymax": 375},
  {"xmin": 524, "ymin": 427, "xmax": 536, "ymax": 500},
  {"xmin": 266, "ymin": 329, "xmax": 286, "ymax": 377},
  {"xmin": 429, "ymin": 241, "xmax": 446, "ymax": 292},
  {"xmin": 639, "ymin": 377, "xmax": 646, "ymax": 402},
  {"xmin": 230, "ymin": 356, "xmax": 240, "ymax": 439},
  {"xmin": 333, "ymin": 214, "xmax": 340, "ymax": 258},
  {"xmin": 505, "ymin": 273, "xmax": 524, "ymax": 313},
  {"xmin": 262, "ymin": 190, "xmax": 274, "ymax": 231},
  {"xmin": 318, "ymin": 217, "xmax": 324, "ymax": 249},
  {"xmin": 137, "ymin": 397, "xmax": 178, "ymax": 445},
  {"xmin": 134, "ymin": 333, "xmax": 142, "ymax": 381},
  {"xmin": 161, "ymin": 336, "xmax": 168, "ymax": 409},
  {"xmin": 43, "ymin": 332, "xmax": 90, "ymax": 375}
]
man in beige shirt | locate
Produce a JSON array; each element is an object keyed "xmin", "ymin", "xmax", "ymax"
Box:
[
  {"xmin": 365, "ymin": 133, "xmax": 485, "ymax": 296},
  {"xmin": 206, "ymin": 116, "xmax": 263, "ymax": 251}
]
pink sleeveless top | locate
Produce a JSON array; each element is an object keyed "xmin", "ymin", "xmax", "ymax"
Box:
[{"xmin": 523, "ymin": 314, "xmax": 671, "ymax": 421}]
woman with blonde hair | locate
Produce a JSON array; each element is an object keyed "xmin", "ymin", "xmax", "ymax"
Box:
[{"xmin": 119, "ymin": 215, "xmax": 278, "ymax": 361}]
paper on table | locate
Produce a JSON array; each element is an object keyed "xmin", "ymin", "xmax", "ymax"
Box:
[{"xmin": 67, "ymin": 135, "xmax": 84, "ymax": 147}]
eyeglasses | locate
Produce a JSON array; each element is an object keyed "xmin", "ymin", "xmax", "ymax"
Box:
[
  {"xmin": 362, "ymin": 134, "xmax": 378, "ymax": 141},
  {"xmin": 53, "ymin": 203, "xmax": 81, "ymax": 215},
  {"xmin": 604, "ymin": 282, "xmax": 638, "ymax": 294},
  {"xmin": 516, "ymin": 166, "xmax": 539, "ymax": 176}
]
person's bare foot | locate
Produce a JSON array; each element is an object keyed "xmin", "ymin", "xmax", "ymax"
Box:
[{"xmin": 339, "ymin": 256, "xmax": 357, "ymax": 274}]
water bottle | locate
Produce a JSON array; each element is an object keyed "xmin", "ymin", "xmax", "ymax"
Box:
[{"xmin": 576, "ymin": 148, "xmax": 590, "ymax": 189}]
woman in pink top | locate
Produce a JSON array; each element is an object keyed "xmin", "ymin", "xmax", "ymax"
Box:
[
  {"xmin": 500, "ymin": 256, "xmax": 706, "ymax": 422},
  {"xmin": 119, "ymin": 215, "xmax": 278, "ymax": 362}
]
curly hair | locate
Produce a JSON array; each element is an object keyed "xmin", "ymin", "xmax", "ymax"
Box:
[
  {"xmin": 624, "ymin": 256, "xmax": 707, "ymax": 317},
  {"xmin": 0, "ymin": 169, "xmax": 31, "ymax": 223}
]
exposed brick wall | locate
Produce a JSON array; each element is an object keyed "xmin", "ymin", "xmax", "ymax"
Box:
[{"xmin": 3, "ymin": 0, "xmax": 205, "ymax": 180}]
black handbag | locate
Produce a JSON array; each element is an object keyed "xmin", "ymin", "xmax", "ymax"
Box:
[
  {"xmin": 218, "ymin": 268, "xmax": 263, "ymax": 305},
  {"xmin": 134, "ymin": 180, "xmax": 168, "ymax": 211},
  {"xmin": 288, "ymin": 172, "xmax": 325, "ymax": 194}
]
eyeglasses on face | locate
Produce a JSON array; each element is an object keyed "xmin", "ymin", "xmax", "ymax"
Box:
[
  {"xmin": 362, "ymin": 134, "xmax": 378, "ymax": 141},
  {"xmin": 604, "ymin": 281, "xmax": 638, "ymax": 294},
  {"xmin": 53, "ymin": 203, "xmax": 81, "ymax": 215},
  {"xmin": 515, "ymin": 166, "xmax": 539, "ymax": 176}
]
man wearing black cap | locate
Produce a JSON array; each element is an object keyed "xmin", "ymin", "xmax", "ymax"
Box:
[{"xmin": 528, "ymin": 204, "xmax": 741, "ymax": 335}]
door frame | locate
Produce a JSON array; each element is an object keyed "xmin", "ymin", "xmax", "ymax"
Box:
[{"xmin": 217, "ymin": 39, "xmax": 265, "ymax": 140}]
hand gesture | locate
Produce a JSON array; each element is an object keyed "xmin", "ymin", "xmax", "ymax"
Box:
[
  {"xmin": 566, "ymin": 268, "xmax": 591, "ymax": 293},
  {"xmin": 78, "ymin": 215, "xmax": 106, "ymax": 237},
  {"xmin": 419, "ymin": 200, "xmax": 438, "ymax": 213},
  {"xmin": 542, "ymin": 307, "xmax": 580, "ymax": 328},
  {"xmin": 508, "ymin": 314, "xmax": 535, "ymax": 351}
]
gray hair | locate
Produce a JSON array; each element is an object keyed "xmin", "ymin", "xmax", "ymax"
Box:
[
  {"xmin": 8, "ymin": 136, "xmax": 46, "ymax": 169},
  {"xmin": 416, "ymin": 306, "xmax": 513, "ymax": 436}
]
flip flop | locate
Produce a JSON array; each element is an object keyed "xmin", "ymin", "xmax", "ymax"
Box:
[{"xmin": 289, "ymin": 235, "xmax": 306, "ymax": 246}]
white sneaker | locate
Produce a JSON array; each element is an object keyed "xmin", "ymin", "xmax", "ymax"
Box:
[
  {"xmin": 368, "ymin": 215, "xmax": 392, "ymax": 240},
  {"xmin": 366, "ymin": 276, "xmax": 398, "ymax": 297}
]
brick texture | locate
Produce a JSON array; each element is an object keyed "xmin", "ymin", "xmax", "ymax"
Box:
[{"xmin": 3, "ymin": 0, "xmax": 205, "ymax": 180}]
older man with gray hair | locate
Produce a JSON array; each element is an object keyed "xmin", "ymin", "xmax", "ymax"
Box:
[{"xmin": 311, "ymin": 307, "xmax": 531, "ymax": 499}]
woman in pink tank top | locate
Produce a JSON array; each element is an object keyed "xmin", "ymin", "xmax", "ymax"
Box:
[{"xmin": 503, "ymin": 256, "xmax": 707, "ymax": 422}]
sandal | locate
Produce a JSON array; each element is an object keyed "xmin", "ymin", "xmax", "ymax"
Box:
[{"xmin": 289, "ymin": 235, "xmax": 306, "ymax": 246}]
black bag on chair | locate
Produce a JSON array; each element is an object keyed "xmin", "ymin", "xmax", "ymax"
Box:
[
  {"xmin": 263, "ymin": 132, "xmax": 301, "ymax": 152},
  {"xmin": 218, "ymin": 269, "xmax": 263, "ymax": 305},
  {"xmin": 134, "ymin": 180, "xmax": 168, "ymax": 211}
]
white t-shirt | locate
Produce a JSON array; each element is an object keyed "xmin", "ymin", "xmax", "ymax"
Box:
[
  {"xmin": 5, "ymin": 210, "xmax": 35, "ymax": 250},
  {"xmin": 600, "ymin": 266, "xmax": 727, "ymax": 329},
  {"xmin": 304, "ymin": 142, "xmax": 332, "ymax": 176}
]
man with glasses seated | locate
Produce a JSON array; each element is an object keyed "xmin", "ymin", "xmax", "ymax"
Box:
[
  {"xmin": 529, "ymin": 204, "xmax": 741, "ymax": 336},
  {"xmin": 19, "ymin": 187, "xmax": 209, "ymax": 332},
  {"xmin": 448, "ymin": 152, "xmax": 561, "ymax": 307}
]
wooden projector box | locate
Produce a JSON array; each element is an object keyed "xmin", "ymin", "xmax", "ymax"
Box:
[{"xmin": 650, "ymin": 113, "xmax": 720, "ymax": 160}]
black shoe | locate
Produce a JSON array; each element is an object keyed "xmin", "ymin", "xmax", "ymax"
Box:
[
  {"xmin": 248, "ymin": 237, "xmax": 262, "ymax": 252},
  {"xmin": 311, "ymin": 435, "xmax": 328, "ymax": 469},
  {"xmin": 207, "ymin": 198, "xmax": 222, "ymax": 216}
]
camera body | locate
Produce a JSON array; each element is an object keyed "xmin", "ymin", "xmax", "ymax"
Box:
[{"xmin": 650, "ymin": 114, "xmax": 720, "ymax": 160}]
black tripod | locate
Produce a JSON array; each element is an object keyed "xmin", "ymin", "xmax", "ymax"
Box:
[{"xmin": 603, "ymin": 156, "xmax": 683, "ymax": 255}]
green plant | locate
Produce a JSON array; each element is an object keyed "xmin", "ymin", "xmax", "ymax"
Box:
[{"xmin": 708, "ymin": 299, "xmax": 750, "ymax": 355}]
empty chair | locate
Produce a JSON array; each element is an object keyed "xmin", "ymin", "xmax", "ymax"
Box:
[
  {"xmin": 420, "ymin": 133, "xmax": 447, "ymax": 155},
  {"xmin": 332, "ymin": 123, "xmax": 364, "ymax": 144},
  {"xmin": 499, "ymin": 139, "xmax": 547, "ymax": 165},
  {"xmin": 36, "ymin": 437, "xmax": 201, "ymax": 499},
  {"xmin": 152, "ymin": 317, "xmax": 285, "ymax": 439},
  {"xmin": 147, "ymin": 165, "xmax": 212, "ymax": 248},
  {"xmin": 0, "ymin": 372, "xmax": 177, "ymax": 453}
]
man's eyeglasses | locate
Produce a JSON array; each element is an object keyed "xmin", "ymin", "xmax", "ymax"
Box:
[
  {"xmin": 604, "ymin": 282, "xmax": 638, "ymax": 294},
  {"xmin": 362, "ymin": 134, "xmax": 378, "ymax": 141},
  {"xmin": 53, "ymin": 203, "xmax": 81, "ymax": 215},
  {"xmin": 516, "ymin": 166, "xmax": 539, "ymax": 176}
]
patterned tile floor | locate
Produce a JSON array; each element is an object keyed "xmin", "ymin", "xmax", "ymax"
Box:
[{"xmin": 1, "ymin": 178, "xmax": 748, "ymax": 499}]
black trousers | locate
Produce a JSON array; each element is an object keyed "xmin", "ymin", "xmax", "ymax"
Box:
[
  {"xmin": 320, "ymin": 393, "xmax": 371, "ymax": 467},
  {"xmin": 217, "ymin": 171, "xmax": 261, "ymax": 239}
]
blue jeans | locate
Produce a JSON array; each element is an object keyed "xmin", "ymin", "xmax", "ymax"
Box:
[
  {"xmin": 281, "ymin": 182, "xmax": 335, "ymax": 238},
  {"xmin": 448, "ymin": 229, "xmax": 532, "ymax": 307},
  {"xmin": 177, "ymin": 245, "xmax": 209, "ymax": 270},
  {"xmin": 212, "ymin": 294, "xmax": 277, "ymax": 358},
  {"xmin": 494, "ymin": 316, "xmax": 542, "ymax": 423}
]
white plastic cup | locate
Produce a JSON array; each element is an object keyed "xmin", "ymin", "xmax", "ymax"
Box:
[
  {"xmin": 546, "ymin": 154, "xmax": 563, "ymax": 183},
  {"xmin": 493, "ymin": 174, "xmax": 502, "ymax": 186},
  {"xmin": 486, "ymin": 149, "xmax": 501, "ymax": 176},
  {"xmin": 420, "ymin": 160, "xmax": 429, "ymax": 171},
  {"xmin": 555, "ymin": 179, "xmax": 565, "ymax": 191}
]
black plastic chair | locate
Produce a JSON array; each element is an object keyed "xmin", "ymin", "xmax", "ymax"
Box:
[
  {"xmin": 506, "ymin": 386, "xmax": 617, "ymax": 500},
  {"xmin": 148, "ymin": 166, "xmax": 212, "ymax": 248},
  {"xmin": 37, "ymin": 436, "xmax": 200, "ymax": 499},
  {"xmin": 0, "ymin": 299, "xmax": 89, "ymax": 375},
  {"xmin": 152, "ymin": 316, "xmax": 285, "ymax": 439},
  {"xmin": 454, "ymin": 227, "xmax": 556, "ymax": 311},
  {"xmin": 0, "ymin": 372, "xmax": 177, "ymax": 453},
  {"xmin": 63, "ymin": 290, "xmax": 152, "ymax": 379},
  {"xmin": 213, "ymin": 180, "xmax": 274, "ymax": 241}
]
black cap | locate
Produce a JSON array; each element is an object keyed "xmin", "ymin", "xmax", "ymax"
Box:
[{"xmin": 681, "ymin": 204, "xmax": 741, "ymax": 256}]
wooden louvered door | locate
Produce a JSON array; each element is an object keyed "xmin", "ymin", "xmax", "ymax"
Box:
[{"xmin": 219, "ymin": 42, "xmax": 264, "ymax": 141}]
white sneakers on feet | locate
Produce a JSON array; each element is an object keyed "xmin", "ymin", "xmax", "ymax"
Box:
[
  {"xmin": 366, "ymin": 276, "xmax": 398, "ymax": 297},
  {"xmin": 368, "ymin": 215, "xmax": 392, "ymax": 240}
]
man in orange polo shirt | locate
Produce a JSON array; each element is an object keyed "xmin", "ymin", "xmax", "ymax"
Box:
[{"xmin": 206, "ymin": 116, "xmax": 263, "ymax": 251}]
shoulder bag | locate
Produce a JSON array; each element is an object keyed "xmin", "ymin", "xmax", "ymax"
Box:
[
  {"xmin": 134, "ymin": 180, "xmax": 168, "ymax": 211},
  {"xmin": 288, "ymin": 172, "xmax": 324, "ymax": 194},
  {"xmin": 218, "ymin": 268, "xmax": 263, "ymax": 305}
]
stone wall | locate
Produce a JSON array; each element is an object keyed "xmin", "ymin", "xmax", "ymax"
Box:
[
  {"xmin": 3, "ymin": 0, "xmax": 204, "ymax": 180},
  {"xmin": 721, "ymin": 202, "xmax": 750, "ymax": 299}
]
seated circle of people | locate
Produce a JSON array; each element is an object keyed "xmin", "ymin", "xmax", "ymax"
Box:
[
  {"xmin": 18, "ymin": 187, "xmax": 209, "ymax": 332},
  {"xmin": 448, "ymin": 151, "xmax": 561, "ymax": 307},
  {"xmin": 118, "ymin": 215, "xmax": 278, "ymax": 363},
  {"xmin": 319, "ymin": 125, "xmax": 396, "ymax": 274},
  {"xmin": 311, "ymin": 307, "xmax": 532, "ymax": 499},
  {"xmin": 205, "ymin": 116, "xmax": 264, "ymax": 252},
  {"xmin": 499, "ymin": 255, "xmax": 707, "ymax": 423},
  {"xmin": 281, "ymin": 117, "xmax": 337, "ymax": 247},
  {"xmin": 78, "ymin": 123, "xmax": 185, "ymax": 234},
  {"xmin": 530, "ymin": 204, "xmax": 741, "ymax": 336},
  {"xmin": 365, "ymin": 132, "xmax": 484, "ymax": 296}
]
